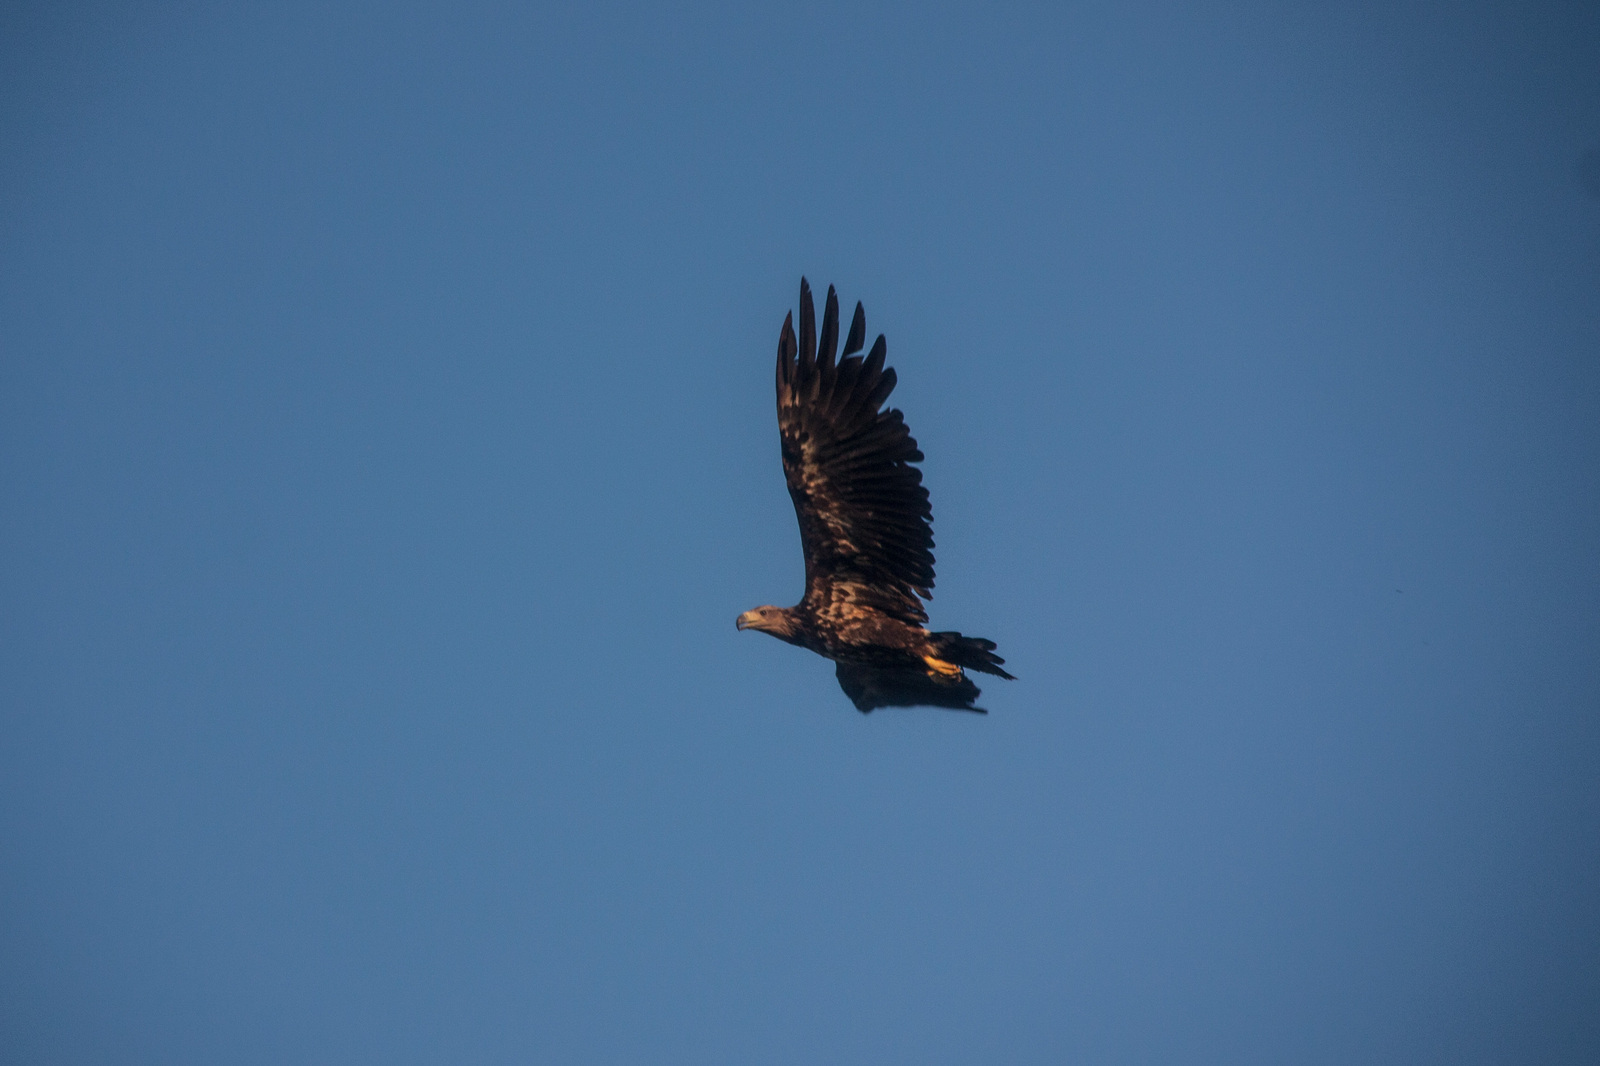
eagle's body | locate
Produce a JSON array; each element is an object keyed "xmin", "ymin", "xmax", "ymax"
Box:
[{"xmin": 738, "ymin": 279, "xmax": 1014, "ymax": 713}]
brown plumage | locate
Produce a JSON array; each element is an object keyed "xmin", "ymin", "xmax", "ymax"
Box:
[{"xmin": 737, "ymin": 278, "xmax": 1014, "ymax": 713}]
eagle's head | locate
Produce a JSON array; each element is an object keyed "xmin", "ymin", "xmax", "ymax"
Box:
[{"xmin": 736, "ymin": 605, "xmax": 798, "ymax": 640}]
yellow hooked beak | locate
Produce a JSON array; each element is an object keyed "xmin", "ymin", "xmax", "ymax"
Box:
[{"xmin": 736, "ymin": 610, "xmax": 757, "ymax": 631}]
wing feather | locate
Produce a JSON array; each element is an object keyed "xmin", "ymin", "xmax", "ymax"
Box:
[
  {"xmin": 818, "ymin": 285, "xmax": 840, "ymax": 369},
  {"xmin": 776, "ymin": 278, "xmax": 935, "ymax": 624},
  {"xmin": 834, "ymin": 662, "xmax": 985, "ymax": 714},
  {"xmin": 843, "ymin": 302, "xmax": 867, "ymax": 357}
]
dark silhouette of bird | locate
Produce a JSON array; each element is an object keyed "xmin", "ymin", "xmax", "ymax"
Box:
[{"xmin": 737, "ymin": 279, "xmax": 1014, "ymax": 713}]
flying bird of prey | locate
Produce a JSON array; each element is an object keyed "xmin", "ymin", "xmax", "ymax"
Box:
[{"xmin": 737, "ymin": 279, "xmax": 1014, "ymax": 713}]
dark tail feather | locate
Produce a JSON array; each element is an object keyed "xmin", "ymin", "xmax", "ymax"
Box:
[{"xmin": 930, "ymin": 632, "xmax": 1016, "ymax": 680}]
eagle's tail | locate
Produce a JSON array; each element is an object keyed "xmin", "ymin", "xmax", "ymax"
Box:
[{"xmin": 929, "ymin": 632, "xmax": 1016, "ymax": 680}]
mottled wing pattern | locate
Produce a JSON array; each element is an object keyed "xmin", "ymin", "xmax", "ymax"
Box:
[
  {"xmin": 834, "ymin": 663, "xmax": 986, "ymax": 714},
  {"xmin": 776, "ymin": 279, "xmax": 934, "ymax": 625}
]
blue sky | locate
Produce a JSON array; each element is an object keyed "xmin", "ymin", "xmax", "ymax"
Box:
[{"xmin": 3, "ymin": 2, "xmax": 1598, "ymax": 1062}]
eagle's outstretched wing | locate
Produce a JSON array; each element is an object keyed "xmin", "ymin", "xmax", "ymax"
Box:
[
  {"xmin": 776, "ymin": 278, "xmax": 934, "ymax": 625},
  {"xmin": 834, "ymin": 662, "xmax": 986, "ymax": 714}
]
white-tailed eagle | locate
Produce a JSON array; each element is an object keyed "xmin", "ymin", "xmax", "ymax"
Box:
[{"xmin": 737, "ymin": 279, "xmax": 1013, "ymax": 713}]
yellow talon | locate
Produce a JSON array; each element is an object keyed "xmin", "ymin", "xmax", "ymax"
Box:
[{"xmin": 922, "ymin": 655, "xmax": 963, "ymax": 678}]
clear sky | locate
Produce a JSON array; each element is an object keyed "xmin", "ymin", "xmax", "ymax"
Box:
[{"xmin": 3, "ymin": 2, "xmax": 1598, "ymax": 1062}]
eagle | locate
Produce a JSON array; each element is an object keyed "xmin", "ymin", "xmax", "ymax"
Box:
[{"xmin": 737, "ymin": 279, "xmax": 1014, "ymax": 713}]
